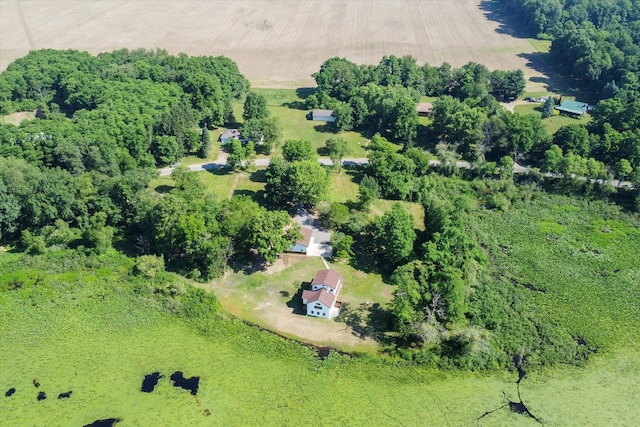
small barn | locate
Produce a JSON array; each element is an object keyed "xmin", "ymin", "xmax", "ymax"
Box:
[
  {"xmin": 308, "ymin": 109, "xmax": 335, "ymax": 122},
  {"xmin": 555, "ymin": 100, "xmax": 588, "ymax": 117},
  {"xmin": 289, "ymin": 227, "xmax": 313, "ymax": 254},
  {"xmin": 218, "ymin": 129, "xmax": 242, "ymax": 143},
  {"xmin": 416, "ymin": 102, "xmax": 433, "ymax": 117}
]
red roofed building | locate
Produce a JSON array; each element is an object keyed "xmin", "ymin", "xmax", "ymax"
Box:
[
  {"xmin": 311, "ymin": 269, "xmax": 342, "ymax": 295},
  {"xmin": 301, "ymin": 269, "xmax": 343, "ymax": 318}
]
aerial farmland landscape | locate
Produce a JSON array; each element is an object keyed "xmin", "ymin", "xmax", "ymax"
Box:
[
  {"xmin": 1, "ymin": 1, "xmax": 639, "ymax": 426},
  {"xmin": 1, "ymin": 0, "xmax": 551, "ymax": 89}
]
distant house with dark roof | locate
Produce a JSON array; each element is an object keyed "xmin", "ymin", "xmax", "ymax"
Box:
[
  {"xmin": 308, "ymin": 109, "xmax": 335, "ymax": 122},
  {"xmin": 289, "ymin": 227, "xmax": 313, "ymax": 254},
  {"xmin": 218, "ymin": 128, "xmax": 242, "ymax": 143},
  {"xmin": 555, "ymin": 100, "xmax": 588, "ymax": 117},
  {"xmin": 301, "ymin": 269, "xmax": 343, "ymax": 318},
  {"xmin": 416, "ymin": 102, "xmax": 433, "ymax": 117}
]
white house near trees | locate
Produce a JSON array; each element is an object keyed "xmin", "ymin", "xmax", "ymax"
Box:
[
  {"xmin": 218, "ymin": 128, "xmax": 242, "ymax": 143},
  {"xmin": 289, "ymin": 227, "xmax": 313, "ymax": 254},
  {"xmin": 301, "ymin": 269, "xmax": 343, "ymax": 318}
]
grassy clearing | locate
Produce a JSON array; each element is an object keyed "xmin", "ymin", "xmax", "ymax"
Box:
[
  {"xmin": 179, "ymin": 131, "xmax": 220, "ymax": 165},
  {"xmin": 246, "ymin": 88, "xmax": 370, "ymax": 157},
  {"xmin": 514, "ymin": 104, "xmax": 591, "ymax": 134},
  {"xmin": 0, "ymin": 111, "xmax": 35, "ymax": 125},
  {"xmin": 328, "ymin": 171, "xmax": 360, "ymax": 203},
  {"xmin": 370, "ymin": 199, "xmax": 425, "ymax": 231}
]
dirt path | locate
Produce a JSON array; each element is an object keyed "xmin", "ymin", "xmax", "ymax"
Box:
[{"xmin": 228, "ymin": 174, "xmax": 241, "ymax": 199}]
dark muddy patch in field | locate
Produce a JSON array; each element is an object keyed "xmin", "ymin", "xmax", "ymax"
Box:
[
  {"xmin": 83, "ymin": 418, "xmax": 122, "ymax": 427},
  {"xmin": 478, "ymin": 358, "xmax": 542, "ymax": 424},
  {"xmin": 141, "ymin": 372, "xmax": 164, "ymax": 393},
  {"xmin": 170, "ymin": 371, "xmax": 199, "ymax": 395}
]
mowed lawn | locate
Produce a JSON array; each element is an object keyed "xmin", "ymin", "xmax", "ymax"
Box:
[
  {"xmin": 253, "ymin": 88, "xmax": 369, "ymax": 157},
  {"xmin": 328, "ymin": 171, "xmax": 360, "ymax": 203},
  {"xmin": 514, "ymin": 103, "xmax": 591, "ymax": 134},
  {"xmin": 205, "ymin": 253, "xmax": 390, "ymax": 352}
]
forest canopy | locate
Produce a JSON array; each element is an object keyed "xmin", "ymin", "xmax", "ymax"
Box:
[{"xmin": 0, "ymin": 48, "xmax": 249, "ymax": 169}]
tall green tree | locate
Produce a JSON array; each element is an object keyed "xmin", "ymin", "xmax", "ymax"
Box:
[
  {"xmin": 282, "ymin": 139, "xmax": 316, "ymax": 162},
  {"xmin": 242, "ymin": 91, "xmax": 269, "ymax": 121},
  {"xmin": 374, "ymin": 203, "xmax": 416, "ymax": 268},
  {"xmin": 246, "ymin": 210, "xmax": 299, "ymax": 263},
  {"xmin": 325, "ymin": 137, "xmax": 349, "ymax": 171},
  {"xmin": 198, "ymin": 127, "xmax": 211, "ymax": 158}
]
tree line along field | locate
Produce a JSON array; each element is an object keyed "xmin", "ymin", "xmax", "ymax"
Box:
[{"xmin": 1, "ymin": 0, "xmax": 551, "ymax": 91}]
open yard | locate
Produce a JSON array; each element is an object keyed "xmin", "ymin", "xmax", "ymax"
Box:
[
  {"xmin": 2, "ymin": 1, "xmax": 552, "ymax": 91},
  {"xmin": 204, "ymin": 255, "xmax": 391, "ymax": 352}
]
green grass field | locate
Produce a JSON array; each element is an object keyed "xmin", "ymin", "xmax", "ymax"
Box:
[
  {"xmin": 2, "ymin": 249, "xmax": 639, "ymax": 426},
  {"xmin": 328, "ymin": 171, "xmax": 360, "ymax": 203},
  {"xmin": 242, "ymin": 89, "xmax": 370, "ymax": 157},
  {"xmin": 370, "ymin": 199, "xmax": 426, "ymax": 231}
]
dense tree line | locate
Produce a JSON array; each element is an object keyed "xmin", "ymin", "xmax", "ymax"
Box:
[
  {"xmin": 0, "ymin": 50, "xmax": 303, "ymax": 278},
  {"xmin": 0, "ymin": 49, "xmax": 249, "ymax": 168},
  {"xmin": 308, "ymin": 56, "xmax": 525, "ymax": 146},
  {"xmin": 497, "ymin": 0, "xmax": 640, "ymax": 94}
]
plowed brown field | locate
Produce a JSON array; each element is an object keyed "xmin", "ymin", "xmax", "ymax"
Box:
[{"xmin": 1, "ymin": 0, "xmax": 547, "ymax": 90}]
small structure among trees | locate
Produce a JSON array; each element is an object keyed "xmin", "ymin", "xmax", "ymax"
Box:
[
  {"xmin": 416, "ymin": 102, "xmax": 433, "ymax": 117},
  {"xmin": 218, "ymin": 128, "xmax": 243, "ymax": 143},
  {"xmin": 289, "ymin": 227, "xmax": 313, "ymax": 254},
  {"xmin": 308, "ymin": 109, "xmax": 336, "ymax": 122},
  {"xmin": 555, "ymin": 99, "xmax": 588, "ymax": 117}
]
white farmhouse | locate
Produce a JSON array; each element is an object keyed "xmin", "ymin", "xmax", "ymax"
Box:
[
  {"xmin": 218, "ymin": 128, "xmax": 242, "ymax": 143},
  {"xmin": 301, "ymin": 269, "xmax": 343, "ymax": 319}
]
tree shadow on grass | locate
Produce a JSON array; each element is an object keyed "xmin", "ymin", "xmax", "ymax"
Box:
[
  {"xmin": 314, "ymin": 123, "xmax": 338, "ymax": 133},
  {"xmin": 234, "ymin": 189, "xmax": 266, "ymax": 205},
  {"xmin": 478, "ymin": 0, "xmax": 537, "ymax": 39},
  {"xmin": 296, "ymin": 87, "xmax": 315, "ymax": 100},
  {"xmin": 154, "ymin": 184, "xmax": 173, "ymax": 194},
  {"xmin": 250, "ymin": 169, "xmax": 267, "ymax": 182},
  {"xmin": 283, "ymin": 100, "xmax": 308, "ymax": 110},
  {"xmin": 335, "ymin": 302, "xmax": 395, "ymax": 345},
  {"xmin": 204, "ymin": 165, "xmax": 230, "ymax": 176},
  {"xmin": 286, "ymin": 282, "xmax": 310, "ymax": 315}
]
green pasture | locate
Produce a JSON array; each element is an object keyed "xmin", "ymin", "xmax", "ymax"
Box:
[
  {"xmin": 370, "ymin": 199, "xmax": 426, "ymax": 231},
  {"xmin": 2, "ymin": 250, "xmax": 639, "ymax": 426},
  {"xmin": 251, "ymin": 88, "xmax": 369, "ymax": 157}
]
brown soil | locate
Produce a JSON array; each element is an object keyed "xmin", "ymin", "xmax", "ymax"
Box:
[{"xmin": 2, "ymin": 1, "xmax": 552, "ymax": 90}]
